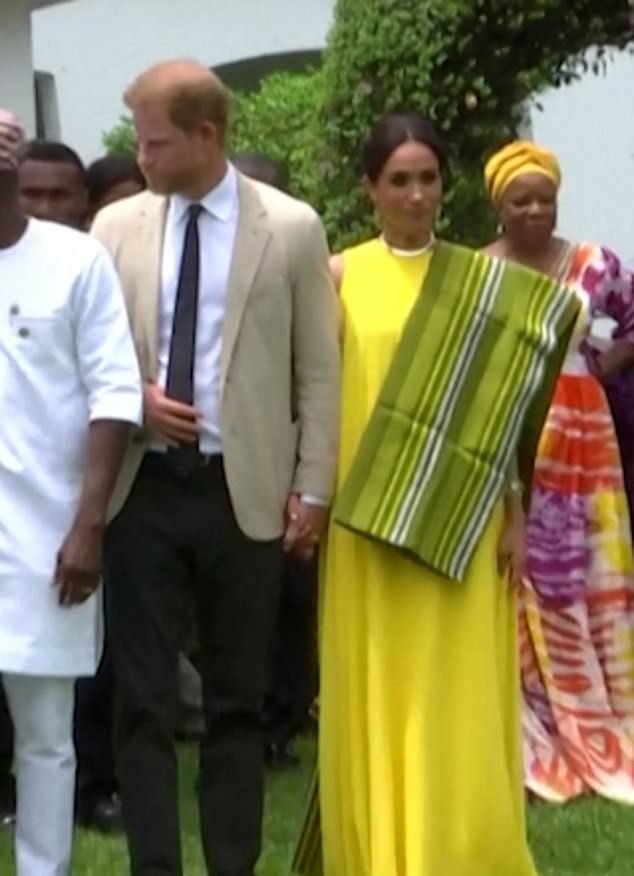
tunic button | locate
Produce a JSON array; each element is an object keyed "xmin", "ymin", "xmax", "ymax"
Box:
[
  {"xmin": 18, "ymin": 326, "xmax": 30, "ymax": 338},
  {"xmin": 9, "ymin": 304, "xmax": 19, "ymax": 316}
]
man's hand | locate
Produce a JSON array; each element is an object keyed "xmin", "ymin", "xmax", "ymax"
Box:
[
  {"xmin": 144, "ymin": 382, "xmax": 199, "ymax": 446},
  {"xmin": 283, "ymin": 494, "xmax": 329, "ymax": 559},
  {"xmin": 55, "ymin": 521, "xmax": 104, "ymax": 607},
  {"xmin": 0, "ymin": 111, "xmax": 24, "ymax": 170}
]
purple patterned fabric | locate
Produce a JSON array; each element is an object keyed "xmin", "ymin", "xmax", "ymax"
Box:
[
  {"xmin": 604, "ymin": 367, "xmax": 634, "ymax": 536},
  {"xmin": 527, "ymin": 488, "xmax": 591, "ymax": 603},
  {"xmin": 527, "ymin": 244, "xmax": 634, "ymax": 603}
]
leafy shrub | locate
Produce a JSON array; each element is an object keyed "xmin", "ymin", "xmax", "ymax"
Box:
[{"xmin": 104, "ymin": 1, "xmax": 633, "ymax": 248}]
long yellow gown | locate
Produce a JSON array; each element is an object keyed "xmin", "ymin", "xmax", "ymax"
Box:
[{"xmin": 316, "ymin": 239, "xmax": 537, "ymax": 876}]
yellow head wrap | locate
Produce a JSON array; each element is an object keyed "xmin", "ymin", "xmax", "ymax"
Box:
[{"xmin": 484, "ymin": 140, "xmax": 561, "ymax": 207}]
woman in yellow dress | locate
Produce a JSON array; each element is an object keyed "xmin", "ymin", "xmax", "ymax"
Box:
[{"xmin": 295, "ymin": 113, "xmax": 555, "ymax": 875}]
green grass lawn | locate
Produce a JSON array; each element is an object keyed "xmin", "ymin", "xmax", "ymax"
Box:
[
  {"xmin": 2, "ymin": 737, "xmax": 634, "ymax": 874},
  {"xmin": 528, "ymin": 795, "xmax": 634, "ymax": 876}
]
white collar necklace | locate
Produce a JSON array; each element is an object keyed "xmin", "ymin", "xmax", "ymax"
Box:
[{"xmin": 380, "ymin": 232, "xmax": 436, "ymax": 258}]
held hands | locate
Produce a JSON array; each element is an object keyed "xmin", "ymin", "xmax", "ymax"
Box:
[
  {"xmin": 283, "ymin": 494, "xmax": 329, "ymax": 560},
  {"xmin": 497, "ymin": 504, "xmax": 527, "ymax": 589},
  {"xmin": 144, "ymin": 381, "xmax": 200, "ymax": 446}
]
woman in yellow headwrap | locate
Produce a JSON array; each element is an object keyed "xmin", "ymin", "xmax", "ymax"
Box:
[{"xmin": 485, "ymin": 141, "xmax": 634, "ymax": 804}]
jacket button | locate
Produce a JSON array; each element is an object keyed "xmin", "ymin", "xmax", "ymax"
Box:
[{"xmin": 18, "ymin": 327, "xmax": 29, "ymax": 338}]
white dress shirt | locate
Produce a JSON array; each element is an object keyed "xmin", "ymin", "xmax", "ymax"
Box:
[
  {"xmin": 157, "ymin": 164, "xmax": 239, "ymax": 454},
  {"xmin": 0, "ymin": 219, "xmax": 142, "ymax": 676}
]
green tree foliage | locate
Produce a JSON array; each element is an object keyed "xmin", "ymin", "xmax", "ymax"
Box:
[
  {"xmin": 103, "ymin": 1, "xmax": 633, "ymax": 247},
  {"xmin": 230, "ymin": 70, "xmax": 324, "ymax": 205},
  {"xmin": 102, "ymin": 116, "xmax": 135, "ymax": 157},
  {"xmin": 314, "ymin": 0, "xmax": 634, "ymax": 246}
]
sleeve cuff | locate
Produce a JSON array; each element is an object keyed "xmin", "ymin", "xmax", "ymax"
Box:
[
  {"xmin": 301, "ymin": 494, "xmax": 329, "ymax": 507},
  {"xmin": 89, "ymin": 392, "xmax": 143, "ymax": 427}
]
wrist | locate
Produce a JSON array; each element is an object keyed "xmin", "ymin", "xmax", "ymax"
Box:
[{"xmin": 73, "ymin": 507, "xmax": 107, "ymax": 533}]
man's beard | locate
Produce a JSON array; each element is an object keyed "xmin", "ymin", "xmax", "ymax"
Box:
[{"xmin": 144, "ymin": 167, "xmax": 195, "ymax": 196}]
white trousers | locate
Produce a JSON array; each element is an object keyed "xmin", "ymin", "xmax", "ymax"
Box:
[{"xmin": 1, "ymin": 674, "xmax": 76, "ymax": 876}]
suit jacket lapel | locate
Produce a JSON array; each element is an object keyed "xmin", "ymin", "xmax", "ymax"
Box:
[
  {"xmin": 134, "ymin": 195, "xmax": 167, "ymax": 381},
  {"xmin": 221, "ymin": 175, "xmax": 271, "ymax": 387}
]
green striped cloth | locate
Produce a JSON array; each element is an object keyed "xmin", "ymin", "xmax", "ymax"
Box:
[
  {"xmin": 292, "ymin": 769, "xmax": 322, "ymax": 875},
  {"xmin": 334, "ymin": 241, "xmax": 579, "ymax": 582}
]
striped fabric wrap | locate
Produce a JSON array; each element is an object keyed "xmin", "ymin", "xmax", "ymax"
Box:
[
  {"xmin": 292, "ymin": 770, "xmax": 322, "ymax": 875},
  {"xmin": 334, "ymin": 241, "xmax": 580, "ymax": 582}
]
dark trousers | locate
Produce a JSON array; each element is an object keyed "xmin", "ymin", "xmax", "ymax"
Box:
[
  {"xmin": 75, "ymin": 647, "xmax": 117, "ymax": 803},
  {"xmin": 264, "ymin": 554, "xmax": 318, "ymax": 748},
  {"xmin": 0, "ymin": 686, "xmax": 13, "ymax": 810},
  {"xmin": 105, "ymin": 454, "xmax": 282, "ymax": 876}
]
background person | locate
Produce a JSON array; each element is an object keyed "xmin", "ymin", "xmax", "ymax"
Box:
[
  {"xmin": 86, "ymin": 155, "xmax": 145, "ymax": 223},
  {"xmin": 484, "ymin": 141, "xmax": 634, "ymax": 803},
  {"xmin": 18, "ymin": 140, "xmax": 87, "ymax": 228},
  {"xmin": 234, "ymin": 149, "xmax": 318, "ymax": 768}
]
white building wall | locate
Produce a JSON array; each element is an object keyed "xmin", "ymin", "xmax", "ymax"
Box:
[
  {"xmin": 0, "ymin": 0, "xmax": 36, "ymax": 135},
  {"xmin": 32, "ymin": 0, "xmax": 334, "ymax": 160},
  {"xmin": 531, "ymin": 51, "xmax": 634, "ymax": 265}
]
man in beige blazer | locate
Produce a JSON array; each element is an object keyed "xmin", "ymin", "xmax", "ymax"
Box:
[{"xmin": 91, "ymin": 60, "xmax": 340, "ymax": 876}]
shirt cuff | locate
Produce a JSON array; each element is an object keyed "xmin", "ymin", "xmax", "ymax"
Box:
[
  {"xmin": 301, "ymin": 494, "xmax": 329, "ymax": 507},
  {"xmin": 89, "ymin": 393, "xmax": 143, "ymax": 427}
]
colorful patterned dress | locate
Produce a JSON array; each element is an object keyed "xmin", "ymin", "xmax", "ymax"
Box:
[{"xmin": 521, "ymin": 243, "xmax": 634, "ymax": 802}]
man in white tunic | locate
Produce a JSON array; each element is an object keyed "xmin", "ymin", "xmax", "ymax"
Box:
[{"xmin": 0, "ymin": 110, "xmax": 142, "ymax": 875}]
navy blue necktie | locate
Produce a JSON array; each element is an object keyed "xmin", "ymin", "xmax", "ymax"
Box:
[{"xmin": 165, "ymin": 203, "xmax": 202, "ymax": 474}]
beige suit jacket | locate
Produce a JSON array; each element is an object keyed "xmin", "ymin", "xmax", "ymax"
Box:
[{"xmin": 92, "ymin": 173, "xmax": 340, "ymax": 540}]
